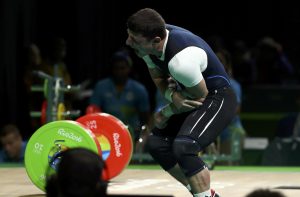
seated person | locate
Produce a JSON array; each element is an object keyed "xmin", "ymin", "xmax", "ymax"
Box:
[
  {"xmin": 46, "ymin": 147, "xmax": 107, "ymax": 197},
  {"xmin": 89, "ymin": 49, "xmax": 151, "ymax": 152},
  {"xmin": 39, "ymin": 36, "xmax": 71, "ymax": 85},
  {"xmin": 216, "ymin": 49, "xmax": 246, "ymax": 157},
  {"xmin": 0, "ymin": 124, "xmax": 27, "ymax": 163}
]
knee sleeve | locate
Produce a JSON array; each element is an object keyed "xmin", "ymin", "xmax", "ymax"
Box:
[
  {"xmin": 173, "ymin": 137, "xmax": 206, "ymax": 177},
  {"xmin": 146, "ymin": 134, "xmax": 177, "ymax": 171}
]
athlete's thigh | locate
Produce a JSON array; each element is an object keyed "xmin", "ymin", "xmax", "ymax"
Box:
[{"xmin": 177, "ymin": 89, "xmax": 237, "ymax": 149}]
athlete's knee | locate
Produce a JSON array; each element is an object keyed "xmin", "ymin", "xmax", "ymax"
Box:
[
  {"xmin": 172, "ymin": 137, "xmax": 206, "ymax": 177},
  {"xmin": 146, "ymin": 134, "xmax": 177, "ymax": 171},
  {"xmin": 172, "ymin": 137, "xmax": 201, "ymax": 160}
]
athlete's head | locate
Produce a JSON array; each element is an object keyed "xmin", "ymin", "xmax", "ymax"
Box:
[{"xmin": 126, "ymin": 8, "xmax": 166, "ymax": 58}]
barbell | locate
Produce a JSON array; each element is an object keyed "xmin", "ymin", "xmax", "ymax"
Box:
[
  {"xmin": 25, "ymin": 113, "xmax": 133, "ymax": 191},
  {"xmin": 30, "ymin": 101, "xmax": 81, "ymax": 124}
]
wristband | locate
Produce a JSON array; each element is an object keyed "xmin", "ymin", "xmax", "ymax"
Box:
[
  {"xmin": 161, "ymin": 104, "xmax": 174, "ymax": 118},
  {"xmin": 164, "ymin": 89, "xmax": 174, "ymax": 102}
]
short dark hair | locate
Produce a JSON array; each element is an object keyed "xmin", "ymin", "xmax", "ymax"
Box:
[
  {"xmin": 111, "ymin": 50, "xmax": 133, "ymax": 67},
  {"xmin": 246, "ymin": 189, "xmax": 286, "ymax": 197},
  {"xmin": 46, "ymin": 147, "xmax": 107, "ymax": 197},
  {"xmin": 127, "ymin": 8, "xmax": 166, "ymax": 40},
  {"xmin": 0, "ymin": 124, "xmax": 20, "ymax": 138}
]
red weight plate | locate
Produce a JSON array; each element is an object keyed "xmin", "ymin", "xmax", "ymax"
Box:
[
  {"xmin": 85, "ymin": 104, "xmax": 101, "ymax": 114},
  {"xmin": 76, "ymin": 113, "xmax": 133, "ymax": 180},
  {"xmin": 40, "ymin": 100, "xmax": 47, "ymax": 125}
]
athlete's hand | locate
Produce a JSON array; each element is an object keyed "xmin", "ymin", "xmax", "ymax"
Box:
[
  {"xmin": 167, "ymin": 77, "xmax": 177, "ymax": 90},
  {"xmin": 172, "ymin": 91, "xmax": 203, "ymax": 112}
]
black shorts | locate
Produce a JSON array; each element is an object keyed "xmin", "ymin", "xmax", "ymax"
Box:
[{"xmin": 151, "ymin": 86, "xmax": 237, "ymax": 150}]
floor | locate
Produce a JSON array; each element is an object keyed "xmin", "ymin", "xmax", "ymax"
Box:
[{"xmin": 1, "ymin": 167, "xmax": 300, "ymax": 197}]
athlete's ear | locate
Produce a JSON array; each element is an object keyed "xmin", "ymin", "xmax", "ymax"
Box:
[{"xmin": 152, "ymin": 37, "xmax": 161, "ymax": 44}]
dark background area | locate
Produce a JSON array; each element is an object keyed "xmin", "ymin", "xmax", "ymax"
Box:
[{"xmin": 1, "ymin": 0, "xmax": 300, "ymax": 139}]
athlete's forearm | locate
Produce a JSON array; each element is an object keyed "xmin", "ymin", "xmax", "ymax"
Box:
[
  {"xmin": 148, "ymin": 67, "xmax": 173, "ymax": 101},
  {"xmin": 182, "ymin": 79, "xmax": 208, "ymax": 101}
]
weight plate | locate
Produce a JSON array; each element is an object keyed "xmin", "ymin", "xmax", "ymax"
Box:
[
  {"xmin": 40, "ymin": 100, "xmax": 47, "ymax": 125},
  {"xmin": 57, "ymin": 103, "xmax": 66, "ymax": 120},
  {"xmin": 85, "ymin": 104, "xmax": 101, "ymax": 114},
  {"xmin": 25, "ymin": 120, "xmax": 101, "ymax": 191},
  {"xmin": 43, "ymin": 79, "xmax": 48, "ymax": 99},
  {"xmin": 76, "ymin": 113, "xmax": 133, "ymax": 180}
]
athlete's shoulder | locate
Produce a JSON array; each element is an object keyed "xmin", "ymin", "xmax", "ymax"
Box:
[{"xmin": 166, "ymin": 24, "xmax": 190, "ymax": 33}]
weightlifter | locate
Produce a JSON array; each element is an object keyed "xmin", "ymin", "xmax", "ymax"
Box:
[{"xmin": 126, "ymin": 8, "xmax": 237, "ymax": 197}]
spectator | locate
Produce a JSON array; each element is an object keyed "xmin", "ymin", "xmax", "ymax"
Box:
[
  {"xmin": 0, "ymin": 124, "xmax": 27, "ymax": 163},
  {"xmin": 216, "ymin": 49, "xmax": 246, "ymax": 159},
  {"xmin": 22, "ymin": 43, "xmax": 45, "ymax": 134},
  {"xmin": 38, "ymin": 36, "xmax": 75, "ymax": 112},
  {"xmin": 89, "ymin": 49, "xmax": 151, "ymax": 153},
  {"xmin": 23, "ymin": 43, "xmax": 43, "ymax": 92},
  {"xmin": 231, "ymin": 39, "xmax": 256, "ymax": 87},
  {"xmin": 46, "ymin": 147, "xmax": 107, "ymax": 197},
  {"xmin": 39, "ymin": 36, "xmax": 72, "ymax": 85},
  {"xmin": 253, "ymin": 36, "xmax": 295, "ymax": 85}
]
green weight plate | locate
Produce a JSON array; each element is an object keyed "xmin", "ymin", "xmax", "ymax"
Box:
[
  {"xmin": 43, "ymin": 79, "xmax": 48, "ymax": 99},
  {"xmin": 25, "ymin": 120, "xmax": 100, "ymax": 191}
]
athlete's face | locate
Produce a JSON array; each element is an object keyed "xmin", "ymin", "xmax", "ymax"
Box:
[{"xmin": 126, "ymin": 29, "xmax": 154, "ymax": 58}]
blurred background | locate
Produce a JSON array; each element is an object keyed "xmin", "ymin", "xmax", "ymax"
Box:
[{"xmin": 1, "ymin": 0, "xmax": 300, "ymax": 166}]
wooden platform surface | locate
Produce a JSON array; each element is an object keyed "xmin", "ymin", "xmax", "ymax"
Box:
[{"xmin": 1, "ymin": 167, "xmax": 300, "ymax": 197}]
